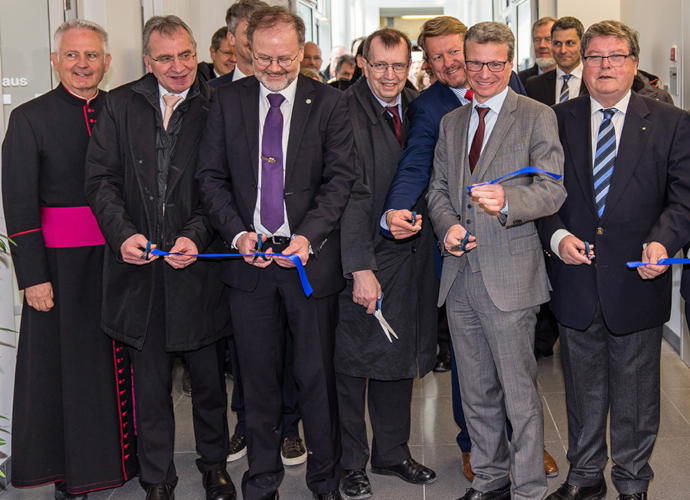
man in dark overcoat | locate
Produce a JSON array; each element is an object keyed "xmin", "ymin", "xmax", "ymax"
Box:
[
  {"xmin": 84, "ymin": 16, "xmax": 234, "ymax": 500},
  {"xmin": 336, "ymin": 27, "xmax": 437, "ymax": 499},
  {"xmin": 1, "ymin": 19, "xmax": 138, "ymax": 499}
]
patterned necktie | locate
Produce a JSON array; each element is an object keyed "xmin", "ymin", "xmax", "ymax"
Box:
[
  {"xmin": 593, "ymin": 108, "xmax": 617, "ymax": 218},
  {"xmin": 469, "ymin": 107, "xmax": 490, "ymax": 173},
  {"xmin": 386, "ymin": 106, "xmax": 402, "ymax": 147},
  {"xmin": 162, "ymin": 94, "xmax": 182, "ymax": 131},
  {"xmin": 261, "ymin": 93, "xmax": 286, "ymax": 233},
  {"xmin": 559, "ymin": 74, "xmax": 572, "ymax": 103}
]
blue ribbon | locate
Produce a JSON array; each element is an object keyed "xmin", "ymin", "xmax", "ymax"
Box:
[
  {"xmin": 466, "ymin": 167, "xmax": 563, "ymax": 194},
  {"xmin": 150, "ymin": 248, "xmax": 313, "ymax": 297},
  {"xmin": 627, "ymin": 258, "xmax": 690, "ymax": 268}
]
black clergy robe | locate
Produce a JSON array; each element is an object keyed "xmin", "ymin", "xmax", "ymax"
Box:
[{"xmin": 1, "ymin": 84, "xmax": 138, "ymax": 494}]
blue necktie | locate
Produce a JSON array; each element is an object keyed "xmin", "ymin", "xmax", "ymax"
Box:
[
  {"xmin": 593, "ymin": 108, "xmax": 617, "ymax": 218},
  {"xmin": 559, "ymin": 74, "xmax": 572, "ymax": 103},
  {"xmin": 261, "ymin": 93, "xmax": 286, "ymax": 233}
]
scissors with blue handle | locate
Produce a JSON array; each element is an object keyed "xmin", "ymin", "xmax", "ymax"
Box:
[
  {"xmin": 584, "ymin": 241, "xmax": 594, "ymax": 260},
  {"xmin": 411, "ymin": 211, "xmax": 417, "ymax": 227},
  {"xmin": 371, "ymin": 293, "xmax": 398, "ymax": 343},
  {"xmin": 255, "ymin": 233, "xmax": 270, "ymax": 261},
  {"xmin": 450, "ymin": 231, "xmax": 472, "ymax": 253}
]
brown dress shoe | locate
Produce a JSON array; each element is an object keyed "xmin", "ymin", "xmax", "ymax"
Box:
[
  {"xmin": 544, "ymin": 449, "xmax": 559, "ymax": 478},
  {"xmin": 462, "ymin": 451, "xmax": 475, "ymax": 482}
]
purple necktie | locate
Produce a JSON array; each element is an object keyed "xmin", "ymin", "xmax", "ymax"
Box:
[{"xmin": 261, "ymin": 93, "xmax": 286, "ymax": 233}]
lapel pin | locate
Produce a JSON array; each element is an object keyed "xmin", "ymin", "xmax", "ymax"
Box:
[
  {"xmin": 306, "ymin": 99, "xmax": 312, "ymax": 104},
  {"xmin": 642, "ymin": 127, "xmax": 646, "ymax": 130}
]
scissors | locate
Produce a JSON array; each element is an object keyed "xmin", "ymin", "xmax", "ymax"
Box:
[
  {"xmin": 450, "ymin": 231, "xmax": 472, "ymax": 253},
  {"xmin": 584, "ymin": 241, "xmax": 594, "ymax": 260},
  {"xmin": 371, "ymin": 293, "xmax": 399, "ymax": 343},
  {"xmin": 411, "ymin": 211, "xmax": 417, "ymax": 226},
  {"xmin": 255, "ymin": 234, "xmax": 270, "ymax": 261}
]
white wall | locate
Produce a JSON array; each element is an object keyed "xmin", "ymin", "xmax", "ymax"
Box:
[{"xmin": 555, "ymin": 0, "xmax": 620, "ymax": 31}]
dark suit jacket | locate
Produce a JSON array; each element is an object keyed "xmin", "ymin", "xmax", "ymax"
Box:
[
  {"xmin": 208, "ymin": 69, "xmax": 235, "ymax": 89},
  {"xmin": 525, "ymin": 68, "xmax": 589, "ymax": 106},
  {"xmin": 540, "ymin": 93, "xmax": 690, "ymax": 334},
  {"xmin": 380, "ymin": 72, "xmax": 526, "ymax": 236},
  {"xmin": 195, "ymin": 74, "xmax": 356, "ymax": 298},
  {"xmin": 518, "ymin": 63, "xmax": 539, "ymax": 87}
]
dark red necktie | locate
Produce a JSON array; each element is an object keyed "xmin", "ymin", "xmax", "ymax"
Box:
[
  {"xmin": 469, "ymin": 107, "xmax": 490, "ymax": 173},
  {"xmin": 386, "ymin": 106, "xmax": 402, "ymax": 147}
]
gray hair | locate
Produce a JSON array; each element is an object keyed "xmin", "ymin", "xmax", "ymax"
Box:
[
  {"xmin": 581, "ymin": 20, "xmax": 640, "ymax": 61},
  {"xmin": 464, "ymin": 21, "xmax": 515, "ymax": 61},
  {"xmin": 53, "ymin": 19, "xmax": 108, "ymax": 56},
  {"xmin": 532, "ymin": 17, "xmax": 557, "ymax": 37},
  {"xmin": 226, "ymin": 0, "xmax": 269, "ymax": 35},
  {"xmin": 143, "ymin": 15, "xmax": 196, "ymax": 56}
]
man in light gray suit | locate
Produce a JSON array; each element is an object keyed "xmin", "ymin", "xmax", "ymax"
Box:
[{"xmin": 426, "ymin": 22, "xmax": 566, "ymax": 500}]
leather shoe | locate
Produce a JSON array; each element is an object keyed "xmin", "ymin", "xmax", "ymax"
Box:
[
  {"xmin": 544, "ymin": 449, "xmax": 559, "ymax": 477},
  {"xmin": 340, "ymin": 469, "xmax": 372, "ymax": 499},
  {"xmin": 461, "ymin": 451, "xmax": 475, "ymax": 481},
  {"xmin": 54, "ymin": 482, "xmax": 88, "ymax": 499},
  {"xmin": 370, "ymin": 458, "xmax": 436, "ymax": 485},
  {"xmin": 546, "ymin": 479, "xmax": 606, "ymax": 500},
  {"xmin": 434, "ymin": 348, "xmax": 452, "ymax": 372},
  {"xmin": 313, "ymin": 491, "xmax": 342, "ymax": 500},
  {"xmin": 455, "ymin": 482, "xmax": 511, "ymax": 500},
  {"xmin": 202, "ymin": 469, "xmax": 236, "ymax": 500},
  {"xmin": 145, "ymin": 484, "xmax": 175, "ymax": 500},
  {"xmin": 617, "ymin": 494, "xmax": 647, "ymax": 500}
]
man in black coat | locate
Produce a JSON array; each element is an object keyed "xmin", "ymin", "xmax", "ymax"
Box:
[
  {"xmin": 195, "ymin": 7, "xmax": 356, "ymax": 500},
  {"xmin": 337, "ymin": 28, "xmax": 437, "ymax": 499},
  {"xmin": 85, "ymin": 16, "xmax": 234, "ymax": 500},
  {"xmin": 540, "ymin": 21, "xmax": 690, "ymax": 500},
  {"xmin": 2, "ymin": 19, "xmax": 137, "ymax": 500}
]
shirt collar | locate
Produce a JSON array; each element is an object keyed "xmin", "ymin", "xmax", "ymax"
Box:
[
  {"xmin": 259, "ymin": 76, "xmax": 298, "ymax": 105},
  {"xmin": 158, "ymin": 83, "xmax": 190, "ymax": 103},
  {"xmin": 590, "ymin": 89, "xmax": 632, "ymax": 116},
  {"xmin": 233, "ymin": 66, "xmax": 247, "ymax": 81},
  {"xmin": 471, "ymin": 85, "xmax": 509, "ymax": 114},
  {"xmin": 366, "ymin": 79, "xmax": 402, "ymax": 109},
  {"xmin": 450, "ymin": 86, "xmax": 472, "ymax": 104},
  {"xmin": 556, "ymin": 61, "xmax": 583, "ymax": 80}
]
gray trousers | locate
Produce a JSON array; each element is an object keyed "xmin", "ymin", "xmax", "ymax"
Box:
[
  {"xmin": 446, "ymin": 268, "xmax": 546, "ymax": 500},
  {"xmin": 559, "ymin": 302, "xmax": 661, "ymax": 495}
]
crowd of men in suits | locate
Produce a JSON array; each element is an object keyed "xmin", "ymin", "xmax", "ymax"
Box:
[{"xmin": 2, "ymin": 2, "xmax": 689, "ymax": 500}]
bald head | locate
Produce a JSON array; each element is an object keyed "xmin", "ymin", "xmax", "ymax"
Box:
[{"xmin": 303, "ymin": 41, "xmax": 323, "ymax": 71}]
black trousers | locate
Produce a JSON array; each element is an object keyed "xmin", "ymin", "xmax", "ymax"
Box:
[
  {"xmin": 129, "ymin": 269, "xmax": 229, "ymax": 490},
  {"xmin": 336, "ymin": 373, "xmax": 413, "ymax": 469},
  {"xmin": 229, "ymin": 263, "xmax": 341, "ymax": 499},
  {"xmin": 559, "ymin": 302, "xmax": 662, "ymax": 495}
]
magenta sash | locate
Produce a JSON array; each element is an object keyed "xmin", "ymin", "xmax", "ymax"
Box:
[{"xmin": 40, "ymin": 206, "xmax": 105, "ymax": 248}]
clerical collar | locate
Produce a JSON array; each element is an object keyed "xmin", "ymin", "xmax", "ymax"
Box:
[{"xmin": 62, "ymin": 84, "xmax": 99, "ymax": 105}]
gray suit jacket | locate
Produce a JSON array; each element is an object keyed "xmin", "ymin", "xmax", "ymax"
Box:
[{"xmin": 426, "ymin": 88, "xmax": 566, "ymax": 311}]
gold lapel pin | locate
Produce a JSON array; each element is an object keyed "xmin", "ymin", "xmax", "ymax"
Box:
[
  {"xmin": 306, "ymin": 99, "xmax": 312, "ymax": 104},
  {"xmin": 642, "ymin": 127, "xmax": 647, "ymax": 130}
]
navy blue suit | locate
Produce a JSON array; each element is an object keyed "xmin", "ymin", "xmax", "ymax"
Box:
[{"xmin": 208, "ymin": 69, "xmax": 234, "ymax": 89}]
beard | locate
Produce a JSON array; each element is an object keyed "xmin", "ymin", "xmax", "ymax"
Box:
[
  {"xmin": 257, "ymin": 68, "xmax": 297, "ymax": 92},
  {"xmin": 536, "ymin": 57, "xmax": 556, "ymax": 69}
]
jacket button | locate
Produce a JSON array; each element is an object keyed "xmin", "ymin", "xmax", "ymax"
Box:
[
  {"xmin": 467, "ymin": 204, "xmax": 472, "ymax": 209},
  {"xmin": 411, "ymin": 247, "xmax": 417, "ymax": 253},
  {"xmin": 149, "ymin": 196, "xmax": 154, "ymax": 201},
  {"xmin": 456, "ymin": 215, "xmax": 461, "ymax": 220},
  {"xmin": 252, "ymin": 184, "xmax": 257, "ymax": 190},
  {"xmin": 139, "ymin": 160, "xmax": 143, "ymax": 164},
  {"xmin": 597, "ymin": 227, "xmax": 604, "ymax": 235},
  {"xmin": 466, "ymin": 219, "xmax": 471, "ymax": 224}
]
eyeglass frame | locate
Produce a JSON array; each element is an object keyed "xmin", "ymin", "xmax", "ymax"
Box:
[
  {"xmin": 252, "ymin": 50, "xmax": 302, "ymax": 69},
  {"xmin": 148, "ymin": 50, "xmax": 196, "ymax": 65},
  {"xmin": 582, "ymin": 54, "xmax": 633, "ymax": 67},
  {"xmin": 365, "ymin": 60, "xmax": 410, "ymax": 74},
  {"xmin": 465, "ymin": 60, "xmax": 510, "ymax": 73}
]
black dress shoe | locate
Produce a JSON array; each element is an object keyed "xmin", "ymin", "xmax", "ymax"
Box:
[
  {"xmin": 202, "ymin": 469, "xmax": 237, "ymax": 500},
  {"xmin": 54, "ymin": 482, "xmax": 88, "ymax": 499},
  {"xmin": 145, "ymin": 484, "xmax": 175, "ymax": 500},
  {"xmin": 313, "ymin": 490, "xmax": 342, "ymax": 500},
  {"xmin": 370, "ymin": 458, "xmax": 436, "ymax": 485},
  {"xmin": 617, "ymin": 494, "xmax": 647, "ymax": 500},
  {"xmin": 546, "ymin": 479, "xmax": 607, "ymax": 500},
  {"xmin": 455, "ymin": 483, "xmax": 511, "ymax": 500},
  {"xmin": 434, "ymin": 348, "xmax": 452, "ymax": 372},
  {"xmin": 340, "ymin": 469, "xmax": 372, "ymax": 499}
]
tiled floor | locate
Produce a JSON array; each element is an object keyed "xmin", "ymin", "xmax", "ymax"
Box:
[{"xmin": 2, "ymin": 339, "xmax": 690, "ymax": 499}]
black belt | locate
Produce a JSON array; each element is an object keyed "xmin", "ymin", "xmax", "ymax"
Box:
[{"xmin": 264, "ymin": 235, "xmax": 291, "ymax": 245}]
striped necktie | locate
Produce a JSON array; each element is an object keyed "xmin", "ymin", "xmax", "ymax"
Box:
[
  {"xmin": 593, "ymin": 108, "xmax": 617, "ymax": 218},
  {"xmin": 559, "ymin": 74, "xmax": 572, "ymax": 103}
]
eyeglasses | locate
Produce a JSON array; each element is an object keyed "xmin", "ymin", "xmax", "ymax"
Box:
[
  {"xmin": 366, "ymin": 61, "xmax": 409, "ymax": 74},
  {"xmin": 149, "ymin": 51, "xmax": 196, "ymax": 65},
  {"xmin": 465, "ymin": 60, "xmax": 509, "ymax": 72},
  {"xmin": 253, "ymin": 51, "xmax": 301, "ymax": 69},
  {"xmin": 582, "ymin": 54, "xmax": 632, "ymax": 67}
]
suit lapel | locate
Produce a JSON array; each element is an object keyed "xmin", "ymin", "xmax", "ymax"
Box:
[
  {"xmin": 564, "ymin": 98, "xmax": 598, "ymax": 219},
  {"xmin": 599, "ymin": 93, "xmax": 651, "ymax": 223},
  {"xmin": 438, "ymin": 83, "xmax": 462, "ymax": 114},
  {"xmin": 472, "ymin": 89, "xmax": 517, "ymax": 182},
  {"xmin": 285, "ymin": 75, "xmax": 316, "ymax": 186},
  {"xmin": 544, "ymin": 70, "xmax": 556, "ymax": 105},
  {"xmin": 241, "ymin": 77, "xmax": 261, "ymax": 183}
]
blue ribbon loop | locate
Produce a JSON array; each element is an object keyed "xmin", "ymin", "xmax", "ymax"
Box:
[
  {"xmin": 627, "ymin": 258, "xmax": 690, "ymax": 268},
  {"xmin": 150, "ymin": 248, "xmax": 313, "ymax": 296},
  {"xmin": 466, "ymin": 166, "xmax": 563, "ymax": 194}
]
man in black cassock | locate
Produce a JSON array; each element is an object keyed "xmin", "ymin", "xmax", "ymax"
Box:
[{"xmin": 1, "ymin": 20, "xmax": 138, "ymax": 500}]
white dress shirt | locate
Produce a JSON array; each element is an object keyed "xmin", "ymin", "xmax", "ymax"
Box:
[
  {"xmin": 157, "ymin": 83, "xmax": 189, "ymax": 118},
  {"xmin": 232, "ymin": 66, "xmax": 247, "ymax": 82},
  {"xmin": 556, "ymin": 63, "xmax": 583, "ymax": 102}
]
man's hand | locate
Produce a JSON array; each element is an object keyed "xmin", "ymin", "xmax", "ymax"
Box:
[
  {"xmin": 237, "ymin": 232, "xmax": 273, "ymax": 268},
  {"xmin": 638, "ymin": 242, "xmax": 669, "ymax": 280},
  {"xmin": 470, "ymin": 184, "xmax": 506, "ymax": 215},
  {"xmin": 352, "ymin": 270, "xmax": 382, "ymax": 314},
  {"xmin": 25, "ymin": 282, "xmax": 54, "ymax": 312},
  {"xmin": 165, "ymin": 237, "xmax": 198, "ymax": 269},
  {"xmin": 275, "ymin": 235, "xmax": 310, "ymax": 268},
  {"xmin": 445, "ymin": 224, "xmax": 477, "ymax": 257},
  {"xmin": 386, "ymin": 209, "xmax": 422, "ymax": 240},
  {"xmin": 121, "ymin": 234, "xmax": 158, "ymax": 265},
  {"xmin": 558, "ymin": 235, "xmax": 594, "ymax": 265}
]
